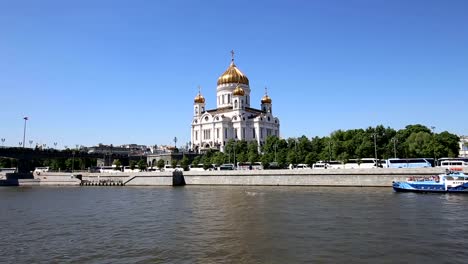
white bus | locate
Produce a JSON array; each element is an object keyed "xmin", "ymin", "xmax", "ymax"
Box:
[
  {"xmin": 387, "ymin": 158, "xmax": 431, "ymax": 168},
  {"xmin": 238, "ymin": 162, "xmax": 263, "ymax": 170},
  {"xmin": 439, "ymin": 159, "xmax": 468, "ymax": 171},
  {"xmin": 99, "ymin": 166, "xmax": 121, "ymax": 173},
  {"xmin": 344, "ymin": 158, "xmax": 379, "ymax": 169},
  {"xmin": 34, "ymin": 167, "xmax": 50, "ymax": 173},
  {"xmin": 123, "ymin": 166, "xmax": 139, "ymax": 172},
  {"xmin": 328, "ymin": 161, "xmax": 344, "ymax": 169},
  {"xmin": 312, "ymin": 162, "xmax": 328, "ymax": 169}
]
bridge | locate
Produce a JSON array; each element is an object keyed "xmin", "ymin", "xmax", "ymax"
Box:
[{"xmin": 0, "ymin": 147, "xmax": 128, "ymax": 173}]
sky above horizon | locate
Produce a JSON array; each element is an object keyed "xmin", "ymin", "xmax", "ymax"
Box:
[{"xmin": 1, "ymin": 0, "xmax": 467, "ymax": 148}]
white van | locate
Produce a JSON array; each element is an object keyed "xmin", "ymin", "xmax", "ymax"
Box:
[
  {"xmin": 163, "ymin": 165, "xmax": 181, "ymax": 172},
  {"xmin": 296, "ymin": 164, "xmax": 311, "ymax": 169},
  {"xmin": 312, "ymin": 162, "xmax": 328, "ymax": 169}
]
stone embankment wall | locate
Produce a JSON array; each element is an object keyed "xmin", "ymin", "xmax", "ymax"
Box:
[
  {"xmin": 183, "ymin": 168, "xmax": 447, "ymax": 187},
  {"xmin": 74, "ymin": 167, "xmax": 449, "ymax": 187},
  {"xmin": 34, "ymin": 173, "xmax": 81, "ymax": 185},
  {"xmin": 82, "ymin": 172, "xmax": 173, "ymax": 186}
]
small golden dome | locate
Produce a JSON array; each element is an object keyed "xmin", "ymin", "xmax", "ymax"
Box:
[
  {"xmin": 232, "ymin": 85, "xmax": 245, "ymax": 96},
  {"xmin": 261, "ymin": 95, "xmax": 272, "ymax": 104},
  {"xmin": 261, "ymin": 86, "xmax": 272, "ymax": 104},
  {"xmin": 194, "ymin": 93, "xmax": 205, "ymax": 104},
  {"xmin": 194, "ymin": 86, "xmax": 205, "ymax": 104}
]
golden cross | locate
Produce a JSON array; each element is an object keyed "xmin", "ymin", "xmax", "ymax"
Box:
[{"xmin": 231, "ymin": 50, "xmax": 235, "ymax": 62}]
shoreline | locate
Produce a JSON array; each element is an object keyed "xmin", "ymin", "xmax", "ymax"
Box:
[{"xmin": 3, "ymin": 167, "xmax": 457, "ymax": 187}]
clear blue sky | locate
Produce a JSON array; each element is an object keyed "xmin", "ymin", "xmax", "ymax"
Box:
[{"xmin": 1, "ymin": 0, "xmax": 467, "ymax": 148}]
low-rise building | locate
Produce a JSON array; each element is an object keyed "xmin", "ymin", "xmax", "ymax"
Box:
[{"xmin": 460, "ymin": 136, "xmax": 468, "ymax": 157}]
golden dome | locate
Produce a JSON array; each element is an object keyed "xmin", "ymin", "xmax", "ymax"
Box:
[
  {"xmin": 261, "ymin": 95, "xmax": 272, "ymax": 104},
  {"xmin": 194, "ymin": 86, "xmax": 205, "ymax": 104},
  {"xmin": 218, "ymin": 51, "xmax": 249, "ymax": 86},
  {"xmin": 194, "ymin": 93, "xmax": 205, "ymax": 104},
  {"xmin": 261, "ymin": 87, "xmax": 272, "ymax": 104},
  {"xmin": 232, "ymin": 85, "xmax": 245, "ymax": 96}
]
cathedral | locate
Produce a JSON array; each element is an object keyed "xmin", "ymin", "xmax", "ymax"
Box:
[{"xmin": 191, "ymin": 51, "xmax": 280, "ymax": 153}]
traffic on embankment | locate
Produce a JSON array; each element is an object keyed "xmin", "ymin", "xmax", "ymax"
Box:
[{"xmin": 2, "ymin": 167, "xmax": 463, "ymax": 187}]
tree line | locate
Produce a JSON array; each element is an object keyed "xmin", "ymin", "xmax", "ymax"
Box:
[
  {"xmin": 181, "ymin": 124, "xmax": 460, "ymax": 169},
  {"xmin": 0, "ymin": 124, "xmax": 460, "ymax": 171}
]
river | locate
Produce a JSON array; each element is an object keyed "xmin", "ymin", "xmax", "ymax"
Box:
[{"xmin": 1, "ymin": 186, "xmax": 467, "ymax": 263}]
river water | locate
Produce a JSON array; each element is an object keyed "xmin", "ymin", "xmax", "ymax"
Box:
[{"xmin": 1, "ymin": 186, "xmax": 468, "ymax": 263}]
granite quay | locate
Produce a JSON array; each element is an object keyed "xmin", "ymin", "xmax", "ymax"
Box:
[{"xmin": 9, "ymin": 167, "xmax": 457, "ymax": 187}]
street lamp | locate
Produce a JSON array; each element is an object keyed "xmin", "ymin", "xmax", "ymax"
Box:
[
  {"xmin": 54, "ymin": 142, "xmax": 57, "ymax": 149},
  {"xmin": 294, "ymin": 139, "xmax": 298, "ymax": 167},
  {"xmin": 1, "ymin": 138, "xmax": 5, "ymax": 147},
  {"xmin": 328, "ymin": 140, "xmax": 333, "ymax": 162},
  {"xmin": 274, "ymin": 142, "xmax": 278, "ymax": 162},
  {"xmin": 19, "ymin": 142, "xmax": 22, "ymax": 147},
  {"xmin": 29, "ymin": 140, "xmax": 33, "ymax": 148},
  {"xmin": 72, "ymin": 151, "xmax": 76, "ymax": 173},
  {"xmin": 431, "ymin": 126, "xmax": 436, "ymax": 163},
  {"xmin": 174, "ymin": 137, "xmax": 177, "ymax": 148},
  {"xmin": 391, "ymin": 138, "xmax": 397, "ymax": 158},
  {"xmin": 22, "ymin": 117, "xmax": 28, "ymax": 148},
  {"xmin": 373, "ymin": 133, "xmax": 378, "ymax": 160},
  {"xmin": 233, "ymin": 140, "xmax": 236, "ymax": 168}
]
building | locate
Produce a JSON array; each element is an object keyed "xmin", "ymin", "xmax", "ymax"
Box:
[
  {"xmin": 191, "ymin": 51, "xmax": 280, "ymax": 153},
  {"xmin": 460, "ymin": 136, "xmax": 468, "ymax": 157}
]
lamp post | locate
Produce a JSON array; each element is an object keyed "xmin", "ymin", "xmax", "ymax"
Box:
[
  {"xmin": 54, "ymin": 142, "xmax": 57, "ymax": 149},
  {"xmin": 1, "ymin": 138, "xmax": 5, "ymax": 147},
  {"xmin": 29, "ymin": 140, "xmax": 33, "ymax": 148},
  {"xmin": 373, "ymin": 133, "xmax": 378, "ymax": 160},
  {"xmin": 233, "ymin": 140, "xmax": 236, "ymax": 168},
  {"xmin": 19, "ymin": 142, "xmax": 22, "ymax": 147},
  {"xmin": 72, "ymin": 151, "xmax": 75, "ymax": 173},
  {"xmin": 22, "ymin": 117, "xmax": 28, "ymax": 148},
  {"xmin": 431, "ymin": 126, "xmax": 436, "ymax": 164},
  {"xmin": 294, "ymin": 139, "xmax": 298, "ymax": 167},
  {"xmin": 392, "ymin": 138, "xmax": 397, "ymax": 158},
  {"xmin": 328, "ymin": 140, "xmax": 333, "ymax": 162},
  {"xmin": 174, "ymin": 137, "xmax": 177, "ymax": 148},
  {"xmin": 274, "ymin": 142, "xmax": 278, "ymax": 163}
]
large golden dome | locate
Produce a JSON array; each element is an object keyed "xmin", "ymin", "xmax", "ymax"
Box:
[
  {"xmin": 217, "ymin": 52, "xmax": 249, "ymax": 86},
  {"xmin": 232, "ymin": 85, "xmax": 245, "ymax": 96}
]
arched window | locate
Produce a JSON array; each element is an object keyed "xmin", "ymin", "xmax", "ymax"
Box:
[{"xmin": 234, "ymin": 100, "xmax": 238, "ymax": 108}]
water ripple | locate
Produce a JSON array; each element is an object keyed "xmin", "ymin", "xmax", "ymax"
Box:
[{"xmin": 1, "ymin": 186, "xmax": 468, "ymax": 263}]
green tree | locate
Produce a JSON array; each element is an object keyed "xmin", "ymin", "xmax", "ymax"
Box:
[
  {"xmin": 113, "ymin": 159, "xmax": 122, "ymax": 170},
  {"xmin": 406, "ymin": 131, "xmax": 433, "ymax": 157},
  {"xmin": 192, "ymin": 156, "xmax": 201, "ymax": 166},
  {"xmin": 130, "ymin": 160, "xmax": 137, "ymax": 170},
  {"xmin": 180, "ymin": 156, "xmax": 190, "ymax": 171},
  {"xmin": 138, "ymin": 159, "xmax": 147, "ymax": 171},
  {"xmin": 171, "ymin": 159, "xmax": 179, "ymax": 169},
  {"xmin": 434, "ymin": 131, "xmax": 460, "ymax": 158},
  {"xmin": 157, "ymin": 159, "xmax": 165, "ymax": 170},
  {"xmin": 212, "ymin": 152, "xmax": 226, "ymax": 166}
]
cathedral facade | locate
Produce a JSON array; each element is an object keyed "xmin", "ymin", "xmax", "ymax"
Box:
[{"xmin": 191, "ymin": 52, "xmax": 280, "ymax": 153}]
